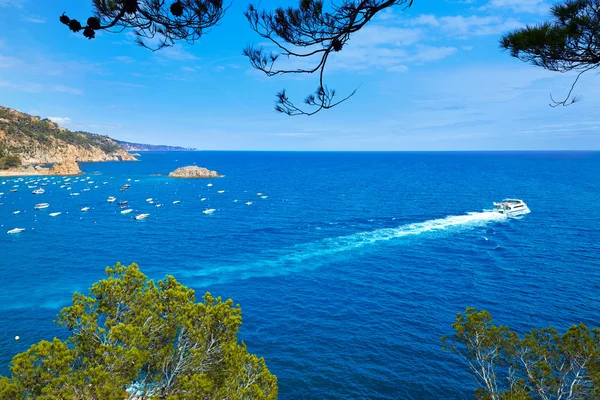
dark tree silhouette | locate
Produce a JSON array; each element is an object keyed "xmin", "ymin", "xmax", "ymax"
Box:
[
  {"xmin": 60, "ymin": 0, "xmax": 414, "ymax": 115},
  {"xmin": 60, "ymin": 0, "xmax": 226, "ymax": 50},
  {"xmin": 501, "ymin": 0, "xmax": 600, "ymax": 107}
]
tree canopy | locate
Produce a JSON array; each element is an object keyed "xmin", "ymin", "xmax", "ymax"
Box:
[
  {"xmin": 59, "ymin": 0, "xmax": 414, "ymax": 116},
  {"xmin": 442, "ymin": 308, "xmax": 600, "ymax": 400},
  {"xmin": 501, "ymin": 0, "xmax": 600, "ymax": 106},
  {"xmin": 0, "ymin": 263, "xmax": 277, "ymax": 399}
]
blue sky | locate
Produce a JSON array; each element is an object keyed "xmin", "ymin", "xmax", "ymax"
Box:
[{"xmin": 0, "ymin": 0, "xmax": 598, "ymax": 150}]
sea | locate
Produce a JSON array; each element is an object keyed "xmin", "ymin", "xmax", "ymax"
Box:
[{"xmin": 0, "ymin": 151, "xmax": 599, "ymax": 399}]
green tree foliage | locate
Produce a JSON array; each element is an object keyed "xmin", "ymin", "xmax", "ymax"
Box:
[
  {"xmin": 500, "ymin": 0, "xmax": 600, "ymax": 106},
  {"xmin": 0, "ymin": 263, "xmax": 278, "ymax": 399},
  {"xmin": 442, "ymin": 308, "xmax": 600, "ymax": 400},
  {"xmin": 0, "ymin": 155, "xmax": 21, "ymax": 169},
  {"xmin": 59, "ymin": 0, "xmax": 414, "ymax": 115}
]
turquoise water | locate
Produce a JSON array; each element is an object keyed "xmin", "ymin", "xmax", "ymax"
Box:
[{"xmin": 0, "ymin": 151, "xmax": 599, "ymax": 398}]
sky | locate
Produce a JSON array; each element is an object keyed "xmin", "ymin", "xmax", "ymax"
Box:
[{"xmin": 0, "ymin": 0, "xmax": 599, "ymax": 150}]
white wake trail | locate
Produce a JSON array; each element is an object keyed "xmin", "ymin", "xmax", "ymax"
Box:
[
  {"xmin": 190, "ymin": 211, "xmax": 509, "ymax": 282},
  {"xmin": 275, "ymin": 210, "xmax": 508, "ymax": 264}
]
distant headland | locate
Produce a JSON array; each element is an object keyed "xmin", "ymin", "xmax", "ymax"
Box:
[
  {"xmin": 0, "ymin": 105, "xmax": 193, "ymax": 177},
  {"xmin": 114, "ymin": 139, "xmax": 197, "ymax": 152}
]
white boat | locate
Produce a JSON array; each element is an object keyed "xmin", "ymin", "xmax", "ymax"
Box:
[
  {"xmin": 32, "ymin": 188, "xmax": 45, "ymax": 194},
  {"xmin": 155, "ymin": 204, "xmax": 162, "ymax": 207},
  {"xmin": 81, "ymin": 207, "xmax": 90, "ymax": 212},
  {"xmin": 121, "ymin": 209, "xmax": 133, "ymax": 214},
  {"xmin": 34, "ymin": 203, "xmax": 49, "ymax": 209},
  {"xmin": 70, "ymin": 192, "xmax": 80, "ymax": 196},
  {"xmin": 207, "ymin": 183, "xmax": 213, "ymax": 187},
  {"xmin": 49, "ymin": 212, "xmax": 61, "ymax": 217},
  {"xmin": 200, "ymin": 198, "xmax": 206, "ymax": 201},
  {"xmin": 12, "ymin": 211, "xmax": 20, "ymax": 215},
  {"xmin": 146, "ymin": 198, "xmax": 153, "ymax": 202},
  {"xmin": 260, "ymin": 196, "xmax": 268, "ymax": 199},
  {"xmin": 107, "ymin": 196, "xmax": 117, "ymax": 203},
  {"xmin": 245, "ymin": 201, "xmax": 253, "ymax": 206},
  {"xmin": 173, "ymin": 200, "xmax": 181, "ymax": 204},
  {"xmin": 134, "ymin": 213, "xmax": 149, "ymax": 220},
  {"xmin": 233, "ymin": 199, "xmax": 239, "ymax": 203},
  {"xmin": 10, "ymin": 189, "xmax": 17, "ymax": 192},
  {"xmin": 257, "ymin": 192, "xmax": 262, "ymax": 196},
  {"xmin": 202, "ymin": 208, "xmax": 216, "ymax": 215},
  {"xmin": 217, "ymin": 190, "xmax": 225, "ymax": 194},
  {"xmin": 493, "ymin": 199, "xmax": 530, "ymax": 217},
  {"xmin": 7, "ymin": 228, "xmax": 25, "ymax": 234}
]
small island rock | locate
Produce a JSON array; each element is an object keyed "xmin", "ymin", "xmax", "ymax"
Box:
[{"xmin": 168, "ymin": 166, "xmax": 221, "ymax": 179}]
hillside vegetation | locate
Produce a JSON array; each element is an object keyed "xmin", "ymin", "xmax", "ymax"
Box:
[{"xmin": 0, "ymin": 106, "xmax": 135, "ymax": 169}]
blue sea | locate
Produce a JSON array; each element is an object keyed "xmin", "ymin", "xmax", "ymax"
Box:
[{"xmin": 0, "ymin": 151, "xmax": 599, "ymax": 399}]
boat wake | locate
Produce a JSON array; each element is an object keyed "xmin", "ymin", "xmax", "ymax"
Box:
[{"xmin": 188, "ymin": 210, "xmax": 510, "ymax": 284}]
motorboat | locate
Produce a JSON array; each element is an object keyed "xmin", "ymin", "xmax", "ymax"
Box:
[
  {"xmin": 207, "ymin": 183, "xmax": 213, "ymax": 187},
  {"xmin": 260, "ymin": 196, "xmax": 268, "ymax": 199},
  {"xmin": 12, "ymin": 211, "xmax": 20, "ymax": 215},
  {"xmin": 202, "ymin": 208, "xmax": 216, "ymax": 215},
  {"xmin": 118, "ymin": 200, "xmax": 128, "ymax": 205},
  {"xmin": 49, "ymin": 212, "xmax": 61, "ymax": 217},
  {"xmin": 173, "ymin": 200, "xmax": 181, "ymax": 204},
  {"xmin": 81, "ymin": 207, "xmax": 90, "ymax": 212},
  {"xmin": 121, "ymin": 209, "xmax": 133, "ymax": 214},
  {"xmin": 493, "ymin": 199, "xmax": 530, "ymax": 217},
  {"xmin": 146, "ymin": 198, "xmax": 153, "ymax": 202},
  {"xmin": 107, "ymin": 196, "xmax": 117, "ymax": 203},
  {"xmin": 34, "ymin": 203, "xmax": 49, "ymax": 209},
  {"xmin": 245, "ymin": 201, "xmax": 253, "ymax": 206},
  {"xmin": 7, "ymin": 228, "xmax": 25, "ymax": 234},
  {"xmin": 200, "ymin": 198, "xmax": 206, "ymax": 201},
  {"xmin": 134, "ymin": 213, "xmax": 149, "ymax": 220},
  {"xmin": 217, "ymin": 190, "xmax": 225, "ymax": 194}
]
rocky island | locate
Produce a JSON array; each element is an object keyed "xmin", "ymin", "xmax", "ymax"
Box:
[
  {"xmin": 0, "ymin": 106, "xmax": 137, "ymax": 176},
  {"xmin": 168, "ymin": 166, "xmax": 221, "ymax": 178}
]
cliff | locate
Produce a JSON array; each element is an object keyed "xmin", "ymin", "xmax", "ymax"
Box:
[
  {"xmin": 168, "ymin": 166, "xmax": 221, "ymax": 178},
  {"xmin": 0, "ymin": 106, "xmax": 137, "ymax": 170}
]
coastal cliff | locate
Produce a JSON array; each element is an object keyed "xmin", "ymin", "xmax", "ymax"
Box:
[
  {"xmin": 168, "ymin": 166, "xmax": 221, "ymax": 178},
  {"xmin": 0, "ymin": 106, "xmax": 136, "ymax": 174}
]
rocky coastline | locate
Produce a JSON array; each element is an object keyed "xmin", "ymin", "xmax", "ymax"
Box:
[{"xmin": 0, "ymin": 160, "xmax": 83, "ymax": 177}]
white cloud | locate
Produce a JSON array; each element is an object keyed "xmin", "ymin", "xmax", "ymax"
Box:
[
  {"xmin": 0, "ymin": 80, "xmax": 83, "ymax": 95},
  {"xmin": 409, "ymin": 15, "xmax": 524, "ymax": 37},
  {"xmin": 47, "ymin": 117, "xmax": 71, "ymax": 124},
  {"xmin": 22, "ymin": 16, "xmax": 45, "ymax": 23},
  {"xmin": 52, "ymin": 85, "xmax": 84, "ymax": 95},
  {"xmin": 0, "ymin": 0, "xmax": 24, "ymax": 7},
  {"xmin": 482, "ymin": 0, "xmax": 550, "ymax": 14},
  {"xmin": 349, "ymin": 26, "xmax": 422, "ymax": 47},
  {"xmin": 155, "ymin": 45, "xmax": 198, "ymax": 61},
  {"xmin": 115, "ymin": 55, "xmax": 135, "ymax": 63},
  {"xmin": 410, "ymin": 45, "xmax": 458, "ymax": 63},
  {"xmin": 408, "ymin": 14, "xmax": 440, "ymax": 27},
  {"xmin": 0, "ymin": 54, "xmax": 21, "ymax": 68}
]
